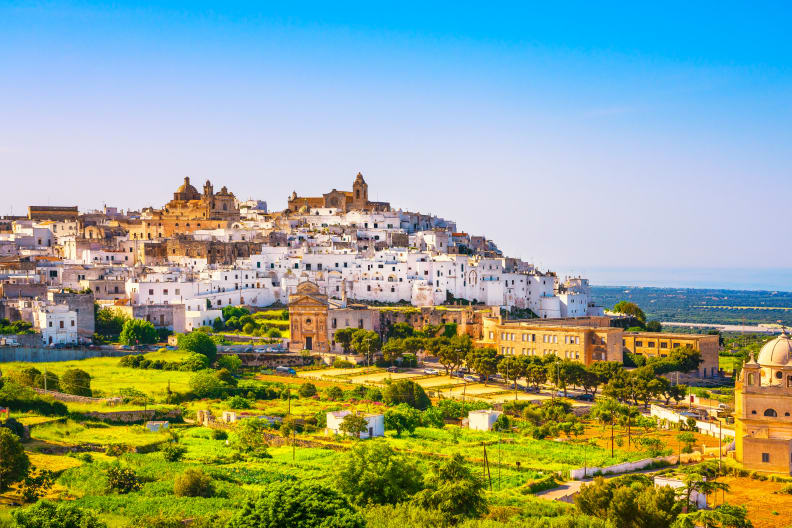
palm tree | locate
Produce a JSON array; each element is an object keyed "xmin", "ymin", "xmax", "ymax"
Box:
[
  {"xmin": 617, "ymin": 405, "xmax": 641, "ymax": 447},
  {"xmin": 591, "ymin": 398, "xmax": 620, "ymax": 458}
]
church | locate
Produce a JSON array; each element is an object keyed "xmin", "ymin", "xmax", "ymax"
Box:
[
  {"xmin": 734, "ymin": 331, "xmax": 792, "ymax": 474},
  {"xmin": 287, "ymin": 172, "xmax": 391, "ymax": 213},
  {"xmin": 124, "ymin": 177, "xmax": 240, "ymax": 240}
]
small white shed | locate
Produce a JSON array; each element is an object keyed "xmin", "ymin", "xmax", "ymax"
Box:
[
  {"xmin": 326, "ymin": 410, "xmax": 385, "ymax": 439},
  {"xmin": 145, "ymin": 421, "xmax": 170, "ymax": 432},
  {"xmin": 654, "ymin": 476, "xmax": 707, "ymax": 509},
  {"xmin": 221, "ymin": 411, "xmax": 238, "ymax": 423},
  {"xmin": 468, "ymin": 409, "xmax": 502, "ymax": 431}
]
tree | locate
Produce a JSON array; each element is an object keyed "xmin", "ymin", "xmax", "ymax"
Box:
[
  {"xmin": 645, "ymin": 321, "xmax": 662, "ymax": 332},
  {"xmin": 617, "ymin": 405, "xmax": 641, "ymax": 447},
  {"xmin": 669, "ymin": 346, "xmax": 703, "ymax": 373},
  {"xmin": 576, "ymin": 474, "xmax": 681, "ymax": 528},
  {"xmin": 351, "ymin": 329, "xmax": 381, "ymax": 366},
  {"xmin": 388, "ymin": 322, "xmax": 414, "ymax": 340},
  {"xmin": 178, "ymin": 331, "xmax": 218, "ymax": 364},
  {"xmin": 524, "ymin": 359, "xmax": 547, "ymax": 391},
  {"xmin": 0, "ymin": 428, "xmax": 30, "ymax": 492},
  {"xmin": 325, "ymin": 385, "xmax": 344, "ymax": 401},
  {"xmin": 382, "ymin": 339, "xmax": 404, "ymax": 366},
  {"xmin": 174, "ymin": 468, "xmax": 214, "ymax": 498},
  {"xmin": 181, "ymin": 352, "xmax": 210, "ymax": 371},
  {"xmin": 119, "ymin": 319, "xmax": 158, "ymax": 346},
  {"xmin": 466, "ymin": 347, "xmax": 500, "ymax": 384},
  {"xmin": 591, "ymin": 398, "xmax": 621, "ymax": 457},
  {"xmin": 95, "ymin": 306, "xmax": 129, "ymax": 338},
  {"xmin": 234, "ymin": 418, "xmax": 271, "ymax": 454},
  {"xmin": 338, "ymin": 440, "xmax": 423, "ymax": 506},
  {"xmin": 612, "ymin": 301, "xmax": 646, "ymax": 324},
  {"xmin": 60, "ymin": 368, "xmax": 92, "ymax": 397},
  {"xmin": 382, "ymin": 379, "xmax": 431, "ymax": 410},
  {"xmin": 546, "ymin": 359, "xmax": 583, "ymax": 397},
  {"xmin": 298, "ymin": 382, "xmax": 317, "ymax": 397},
  {"xmin": 189, "ymin": 369, "xmax": 228, "ymax": 398},
  {"xmin": 217, "ymin": 354, "xmax": 243, "ymax": 374},
  {"xmin": 436, "ymin": 335, "xmax": 471, "ymax": 376},
  {"xmin": 12, "ymin": 501, "xmax": 107, "ymax": 528},
  {"xmin": 334, "ymin": 328, "xmax": 356, "ymax": 353},
  {"xmin": 212, "ymin": 317, "xmax": 225, "ymax": 332},
  {"xmin": 226, "ymin": 480, "xmax": 365, "ymax": 528},
  {"xmin": 677, "ymin": 467, "xmax": 729, "ymax": 514},
  {"xmin": 412, "ymin": 453, "xmax": 487, "ymax": 524},
  {"xmin": 105, "ymin": 465, "xmax": 141, "ymax": 494},
  {"xmin": 384, "ymin": 404, "xmax": 421, "ymax": 437},
  {"xmin": 340, "ymin": 413, "xmax": 369, "ymax": 439},
  {"xmin": 579, "ymin": 367, "xmax": 600, "ymax": 396},
  {"xmin": 497, "ymin": 355, "xmax": 524, "ymax": 396},
  {"xmin": 672, "ymin": 504, "xmax": 752, "ymax": 528},
  {"xmin": 33, "ymin": 370, "xmax": 60, "ymax": 392}
]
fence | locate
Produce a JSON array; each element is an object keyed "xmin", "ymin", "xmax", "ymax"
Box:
[{"xmin": 0, "ymin": 346, "xmax": 135, "ymax": 363}]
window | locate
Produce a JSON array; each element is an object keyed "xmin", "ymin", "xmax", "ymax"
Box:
[
  {"xmin": 59, "ymin": 321, "xmax": 64, "ymax": 328},
  {"xmin": 776, "ymin": 371, "xmax": 783, "ymax": 379},
  {"xmin": 660, "ymin": 342, "xmax": 668, "ymax": 349},
  {"xmin": 71, "ymin": 320, "xmax": 75, "ymax": 326},
  {"xmin": 648, "ymin": 342, "xmax": 655, "ymax": 348},
  {"xmin": 762, "ymin": 453, "xmax": 770, "ymax": 463},
  {"xmin": 149, "ymin": 289, "xmax": 154, "ymax": 295},
  {"xmin": 163, "ymin": 289, "xmax": 168, "ymax": 295},
  {"xmin": 764, "ymin": 409, "xmax": 778, "ymax": 417},
  {"xmin": 636, "ymin": 340, "xmax": 643, "ymax": 347}
]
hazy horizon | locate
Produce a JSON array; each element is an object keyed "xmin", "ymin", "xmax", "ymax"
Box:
[{"xmin": 2, "ymin": 2, "xmax": 790, "ymax": 273}]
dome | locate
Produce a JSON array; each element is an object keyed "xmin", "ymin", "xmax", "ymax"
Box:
[
  {"xmin": 176, "ymin": 177, "xmax": 199, "ymax": 195},
  {"xmin": 757, "ymin": 331, "xmax": 792, "ymax": 367}
]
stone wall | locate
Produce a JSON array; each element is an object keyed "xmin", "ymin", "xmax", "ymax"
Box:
[
  {"xmin": 0, "ymin": 346, "xmax": 134, "ymax": 363},
  {"xmin": 83, "ymin": 408, "xmax": 182, "ymax": 423},
  {"xmin": 220, "ymin": 352, "xmax": 317, "ymax": 368}
]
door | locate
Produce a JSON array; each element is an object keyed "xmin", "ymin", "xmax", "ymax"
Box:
[{"xmin": 305, "ymin": 336, "xmax": 312, "ymax": 351}]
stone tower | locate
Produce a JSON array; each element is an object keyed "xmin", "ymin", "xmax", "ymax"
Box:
[{"xmin": 352, "ymin": 172, "xmax": 368, "ymax": 210}]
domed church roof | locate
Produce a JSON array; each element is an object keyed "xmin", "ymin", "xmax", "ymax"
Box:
[{"xmin": 757, "ymin": 331, "xmax": 792, "ymax": 367}]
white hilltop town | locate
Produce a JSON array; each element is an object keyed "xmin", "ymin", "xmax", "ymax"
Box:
[{"xmin": 0, "ymin": 173, "xmax": 603, "ymax": 342}]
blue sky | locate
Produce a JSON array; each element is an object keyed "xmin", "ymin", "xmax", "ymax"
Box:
[{"xmin": 1, "ymin": 1, "xmax": 790, "ymax": 276}]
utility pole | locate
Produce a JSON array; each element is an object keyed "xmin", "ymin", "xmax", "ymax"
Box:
[
  {"xmin": 482, "ymin": 444, "xmax": 493, "ymax": 491},
  {"xmin": 718, "ymin": 419, "xmax": 722, "ymax": 472}
]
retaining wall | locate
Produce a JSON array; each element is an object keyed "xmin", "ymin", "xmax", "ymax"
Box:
[
  {"xmin": 569, "ymin": 451, "xmax": 703, "ymax": 480},
  {"xmin": 0, "ymin": 346, "xmax": 135, "ymax": 363}
]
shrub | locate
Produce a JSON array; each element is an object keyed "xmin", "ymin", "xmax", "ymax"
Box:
[
  {"xmin": 174, "ymin": 468, "xmax": 214, "ymax": 498},
  {"xmin": 0, "ymin": 428, "xmax": 30, "ymax": 492},
  {"xmin": 181, "ymin": 352, "xmax": 210, "ymax": 371},
  {"xmin": 226, "ymin": 395, "xmax": 252, "ymax": 409},
  {"xmin": 211, "ymin": 429, "xmax": 228, "ymax": 440},
  {"xmin": 12, "ymin": 501, "xmax": 107, "ymax": 528},
  {"xmin": 60, "ymin": 368, "xmax": 91, "ymax": 397},
  {"xmin": 106, "ymin": 465, "xmax": 141, "ymax": 494},
  {"xmin": 161, "ymin": 443, "xmax": 187, "ymax": 462},
  {"xmin": 266, "ymin": 328, "xmax": 282, "ymax": 338},
  {"xmin": 105, "ymin": 444, "xmax": 128, "ymax": 457},
  {"xmin": 226, "ymin": 481, "xmax": 364, "ymax": 528},
  {"xmin": 325, "ymin": 386, "xmax": 344, "ymax": 401},
  {"xmin": 333, "ymin": 359, "xmax": 356, "ymax": 369},
  {"xmin": 298, "ymin": 382, "xmax": 317, "ymax": 397}
]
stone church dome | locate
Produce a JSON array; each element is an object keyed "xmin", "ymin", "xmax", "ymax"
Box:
[{"xmin": 757, "ymin": 331, "xmax": 792, "ymax": 367}]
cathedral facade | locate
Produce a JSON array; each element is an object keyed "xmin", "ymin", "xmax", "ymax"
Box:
[{"xmin": 287, "ymin": 173, "xmax": 390, "ymax": 213}]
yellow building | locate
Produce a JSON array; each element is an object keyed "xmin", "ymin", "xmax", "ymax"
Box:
[
  {"xmin": 622, "ymin": 332, "xmax": 719, "ymax": 378},
  {"xmin": 123, "ymin": 177, "xmax": 239, "ymax": 240},
  {"xmin": 288, "ymin": 281, "xmax": 331, "ymax": 353},
  {"xmin": 476, "ymin": 316, "xmax": 623, "ymax": 365},
  {"xmin": 734, "ymin": 332, "xmax": 792, "ymax": 475}
]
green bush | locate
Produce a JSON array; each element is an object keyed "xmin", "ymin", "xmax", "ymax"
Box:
[
  {"xmin": 298, "ymin": 382, "xmax": 317, "ymax": 397},
  {"xmin": 382, "ymin": 379, "xmax": 431, "ymax": 410},
  {"xmin": 60, "ymin": 368, "xmax": 92, "ymax": 397},
  {"xmin": 333, "ymin": 359, "xmax": 356, "ymax": 369},
  {"xmin": 12, "ymin": 500, "xmax": 107, "ymax": 528},
  {"xmin": 174, "ymin": 468, "xmax": 214, "ymax": 498},
  {"xmin": 211, "ymin": 429, "xmax": 228, "ymax": 440},
  {"xmin": 105, "ymin": 465, "xmax": 141, "ymax": 494},
  {"xmin": 161, "ymin": 443, "xmax": 187, "ymax": 462},
  {"xmin": 226, "ymin": 395, "xmax": 252, "ymax": 409}
]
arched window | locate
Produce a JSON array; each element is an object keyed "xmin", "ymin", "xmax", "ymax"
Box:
[
  {"xmin": 776, "ymin": 371, "xmax": 783, "ymax": 379},
  {"xmin": 788, "ymin": 376, "xmax": 792, "ymax": 388},
  {"xmin": 747, "ymin": 373, "xmax": 756, "ymax": 385},
  {"xmin": 764, "ymin": 409, "xmax": 778, "ymax": 417}
]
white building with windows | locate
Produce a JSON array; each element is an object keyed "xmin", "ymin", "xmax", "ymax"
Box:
[{"xmin": 35, "ymin": 304, "xmax": 78, "ymax": 345}]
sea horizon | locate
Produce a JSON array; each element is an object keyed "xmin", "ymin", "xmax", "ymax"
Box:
[{"xmin": 555, "ymin": 267, "xmax": 792, "ymax": 293}]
